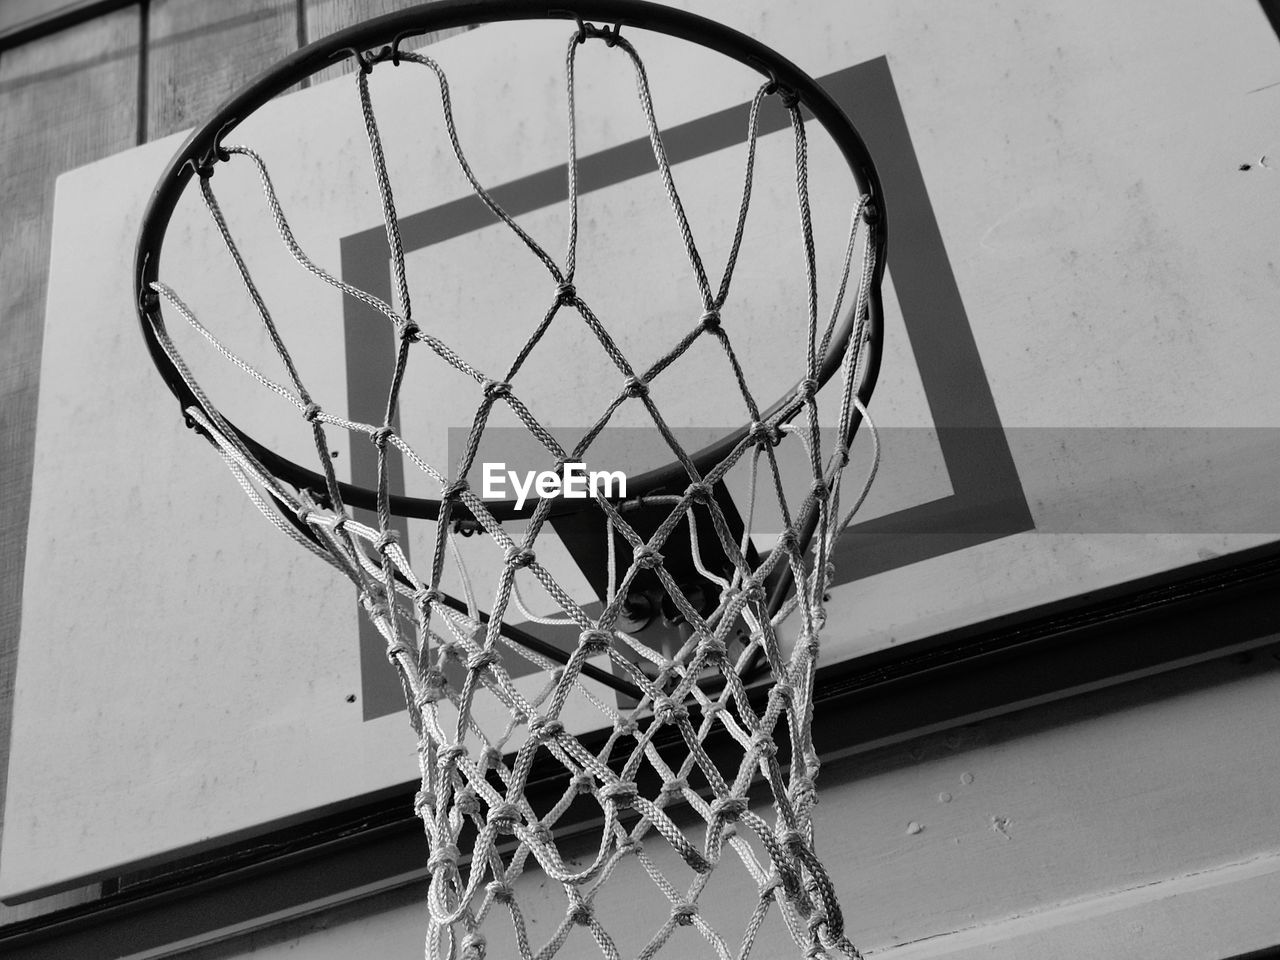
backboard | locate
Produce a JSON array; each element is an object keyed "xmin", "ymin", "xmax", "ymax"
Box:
[{"xmin": 4, "ymin": 0, "xmax": 1279, "ymax": 904}]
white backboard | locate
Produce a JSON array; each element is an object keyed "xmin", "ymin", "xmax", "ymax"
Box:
[{"xmin": 4, "ymin": 0, "xmax": 1279, "ymax": 901}]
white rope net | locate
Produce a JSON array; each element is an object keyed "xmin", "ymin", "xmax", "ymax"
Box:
[{"xmin": 145, "ymin": 23, "xmax": 881, "ymax": 960}]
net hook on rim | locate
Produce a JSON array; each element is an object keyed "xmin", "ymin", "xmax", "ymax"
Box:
[
  {"xmin": 573, "ymin": 17, "xmax": 623, "ymax": 47},
  {"xmin": 390, "ymin": 32, "xmax": 411, "ymax": 65},
  {"xmin": 764, "ymin": 72, "xmax": 801, "ymax": 110},
  {"xmin": 336, "ymin": 44, "xmax": 398, "ymax": 74},
  {"xmin": 182, "ymin": 119, "xmax": 234, "ymax": 181}
]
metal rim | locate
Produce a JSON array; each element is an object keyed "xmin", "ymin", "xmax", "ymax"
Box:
[{"xmin": 134, "ymin": 0, "xmax": 886, "ymax": 521}]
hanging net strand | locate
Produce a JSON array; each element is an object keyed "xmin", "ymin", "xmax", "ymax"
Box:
[{"xmin": 143, "ymin": 17, "xmax": 882, "ymax": 960}]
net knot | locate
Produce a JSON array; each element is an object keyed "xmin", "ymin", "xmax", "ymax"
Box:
[
  {"xmin": 386, "ymin": 641, "xmax": 412, "ymax": 665},
  {"xmin": 362, "ymin": 594, "xmax": 391, "ymax": 623},
  {"xmin": 295, "ymin": 503, "xmax": 314, "ymax": 525},
  {"xmin": 792, "ymin": 776, "xmax": 817, "ymax": 806},
  {"xmin": 771, "ymin": 681, "xmax": 795, "ymax": 704},
  {"xmin": 614, "ymin": 718, "xmax": 639, "ymax": 737},
  {"xmin": 505, "ymin": 547, "xmax": 536, "ymax": 569},
  {"xmin": 632, "ymin": 546, "xmax": 663, "ymax": 570},
  {"xmin": 302, "ymin": 402, "xmax": 322, "ymax": 423},
  {"xmin": 374, "ymin": 528, "xmax": 399, "ymax": 553},
  {"xmin": 370, "ymin": 426, "xmax": 394, "ymax": 448},
  {"xmin": 697, "ymin": 636, "xmax": 728, "ymax": 664},
  {"xmin": 623, "ymin": 376, "xmax": 649, "ymax": 399},
  {"xmin": 672, "ymin": 902, "xmax": 698, "ymax": 926},
  {"xmin": 454, "ymin": 787, "xmax": 481, "ymax": 816},
  {"xmin": 460, "ymin": 932, "xmax": 486, "ymax": 959},
  {"xmin": 749, "ymin": 420, "xmax": 783, "ymax": 448},
  {"xmin": 751, "ymin": 731, "xmax": 778, "ymax": 758},
  {"xmin": 399, "ymin": 321, "xmax": 420, "ymax": 341},
  {"xmin": 659, "ymin": 777, "xmax": 688, "ymax": 798},
  {"xmin": 568, "ymin": 900, "xmax": 594, "ymax": 926},
  {"xmin": 579, "ymin": 629, "xmax": 611, "ymax": 655},
  {"xmin": 482, "ymin": 379, "xmax": 512, "ymax": 400},
  {"xmin": 413, "ymin": 789, "xmax": 436, "ymax": 816},
  {"xmin": 572, "ymin": 771, "xmax": 596, "ymax": 795},
  {"xmin": 700, "ymin": 309, "xmax": 721, "ymax": 332},
  {"xmin": 418, "ymin": 671, "xmax": 447, "ymax": 705},
  {"xmin": 555, "ymin": 281, "xmax": 577, "ymax": 303},
  {"xmin": 777, "ymin": 528, "xmax": 800, "ymax": 554},
  {"xmin": 440, "ymin": 744, "xmax": 468, "ymax": 766},
  {"xmin": 480, "ymin": 746, "xmax": 504, "ymax": 772},
  {"xmin": 487, "ymin": 802, "xmax": 523, "ymax": 833},
  {"xmin": 467, "ymin": 649, "xmax": 499, "ymax": 672},
  {"xmin": 600, "ymin": 780, "xmax": 638, "ymax": 808},
  {"xmin": 803, "ymin": 751, "xmax": 822, "ymax": 779},
  {"xmin": 799, "ymin": 377, "xmax": 820, "ymax": 401},
  {"xmin": 654, "ymin": 696, "xmax": 687, "ymax": 725},
  {"xmin": 710, "ymin": 796, "xmax": 748, "ymax": 823},
  {"xmin": 427, "ymin": 843, "xmax": 460, "ymax": 873},
  {"xmin": 414, "ymin": 587, "xmax": 441, "ymax": 610},
  {"xmin": 782, "ymin": 829, "xmax": 807, "ymax": 856},
  {"xmin": 811, "ymin": 477, "xmax": 830, "ymax": 499},
  {"xmin": 805, "ymin": 861, "xmax": 845, "ymax": 941},
  {"xmin": 684, "ymin": 480, "xmax": 713, "ymax": 504},
  {"xmin": 528, "ymin": 716, "xmax": 564, "ymax": 742},
  {"xmin": 443, "ymin": 480, "xmax": 469, "ymax": 500},
  {"xmin": 835, "ymin": 445, "xmax": 852, "ymax": 468},
  {"xmin": 740, "ymin": 579, "xmax": 767, "ymax": 603},
  {"xmin": 487, "ymin": 880, "xmax": 515, "ymax": 904}
]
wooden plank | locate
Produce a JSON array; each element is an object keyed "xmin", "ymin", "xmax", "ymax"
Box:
[
  {"xmin": 0, "ymin": 2, "xmax": 140, "ymax": 924},
  {"xmin": 0, "ymin": 0, "xmax": 89, "ymax": 38},
  {"xmin": 78, "ymin": 646, "xmax": 1280, "ymax": 959},
  {"xmin": 0, "ymin": 1, "xmax": 134, "ymax": 49},
  {"xmin": 885, "ymin": 853, "xmax": 1280, "ymax": 959},
  {"xmin": 189, "ymin": 855, "xmax": 1280, "ymax": 960},
  {"xmin": 146, "ymin": 0, "xmax": 298, "ymax": 140},
  {"xmin": 305, "ymin": 0, "xmax": 470, "ymax": 85}
]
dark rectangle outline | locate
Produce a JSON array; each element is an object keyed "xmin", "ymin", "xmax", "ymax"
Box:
[{"xmin": 339, "ymin": 56, "xmax": 1033, "ymax": 718}]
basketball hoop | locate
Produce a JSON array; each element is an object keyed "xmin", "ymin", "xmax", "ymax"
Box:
[{"xmin": 135, "ymin": 2, "xmax": 886, "ymax": 956}]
